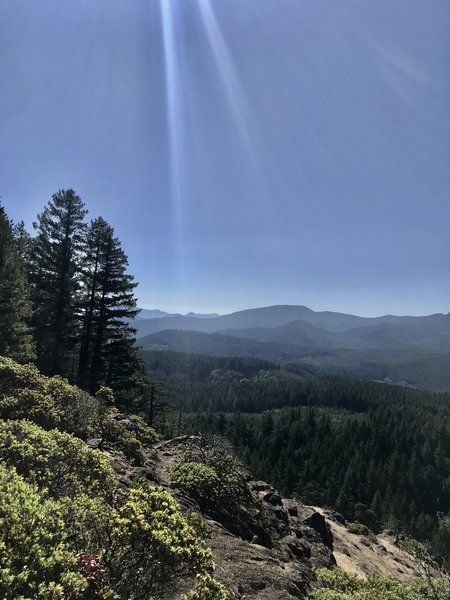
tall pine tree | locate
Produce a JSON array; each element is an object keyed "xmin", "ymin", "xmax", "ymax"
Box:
[
  {"xmin": 77, "ymin": 217, "xmax": 141, "ymax": 401},
  {"xmin": 30, "ymin": 189, "xmax": 87, "ymax": 376},
  {"xmin": 0, "ymin": 205, "xmax": 35, "ymax": 362}
]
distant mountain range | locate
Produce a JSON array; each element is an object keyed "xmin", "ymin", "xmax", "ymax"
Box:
[
  {"xmin": 135, "ymin": 305, "xmax": 450, "ymax": 391},
  {"xmin": 135, "ymin": 305, "xmax": 450, "ymax": 348},
  {"xmin": 136, "ymin": 309, "xmax": 221, "ymax": 321}
]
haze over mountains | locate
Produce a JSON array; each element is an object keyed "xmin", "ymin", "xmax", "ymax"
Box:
[
  {"xmin": 136, "ymin": 305, "xmax": 450, "ymax": 391},
  {"xmin": 136, "ymin": 304, "xmax": 449, "ymax": 344},
  {"xmin": 136, "ymin": 309, "xmax": 221, "ymax": 321}
]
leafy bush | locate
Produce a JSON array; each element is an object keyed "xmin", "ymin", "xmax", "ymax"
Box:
[
  {"xmin": 171, "ymin": 437, "xmax": 255, "ymax": 515},
  {"xmin": 0, "ymin": 359, "xmax": 225, "ymax": 598},
  {"xmin": 0, "ymin": 464, "xmax": 86, "ymax": 599},
  {"xmin": 353, "ymin": 502, "xmax": 381, "ymax": 534},
  {"xmin": 313, "ymin": 568, "xmax": 450, "ymax": 600},
  {"xmin": 95, "ymin": 388, "xmax": 158, "ymax": 464},
  {"xmin": 0, "ymin": 419, "xmax": 116, "ymax": 498},
  {"xmin": 0, "ymin": 360, "xmax": 156, "ymax": 464},
  {"xmin": 347, "ymin": 521, "xmax": 378, "ymax": 543},
  {"xmin": 0, "ymin": 465, "xmax": 224, "ymax": 600},
  {"xmin": 107, "ymin": 481, "xmax": 214, "ymax": 598},
  {"xmin": 180, "ymin": 573, "xmax": 228, "ymax": 600},
  {"xmin": 61, "ymin": 480, "xmax": 220, "ymax": 599},
  {"xmin": 171, "ymin": 462, "xmax": 222, "ymax": 511},
  {"xmin": 130, "ymin": 413, "xmax": 160, "ymax": 445},
  {"xmin": 98, "ymin": 409, "xmax": 146, "ymax": 465},
  {"xmin": 0, "ymin": 357, "xmax": 98, "ymax": 438}
]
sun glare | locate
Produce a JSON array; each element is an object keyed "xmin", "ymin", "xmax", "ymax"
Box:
[
  {"xmin": 159, "ymin": 0, "xmax": 188, "ymax": 289},
  {"xmin": 194, "ymin": 0, "xmax": 259, "ymax": 167}
]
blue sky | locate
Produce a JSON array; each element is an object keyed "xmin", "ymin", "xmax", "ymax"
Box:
[{"xmin": 1, "ymin": 0, "xmax": 449, "ymax": 316}]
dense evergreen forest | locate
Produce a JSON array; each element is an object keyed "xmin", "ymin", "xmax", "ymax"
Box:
[{"xmin": 142, "ymin": 350, "xmax": 450, "ymax": 566}]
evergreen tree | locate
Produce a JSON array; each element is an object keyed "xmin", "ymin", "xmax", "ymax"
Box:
[
  {"xmin": 13, "ymin": 220, "xmax": 32, "ymax": 262},
  {"xmin": 0, "ymin": 205, "xmax": 35, "ymax": 362},
  {"xmin": 30, "ymin": 190, "xmax": 87, "ymax": 376},
  {"xmin": 77, "ymin": 217, "xmax": 140, "ymax": 400}
]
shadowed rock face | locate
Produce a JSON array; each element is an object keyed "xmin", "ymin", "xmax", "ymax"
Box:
[{"xmin": 303, "ymin": 512, "xmax": 334, "ymax": 551}]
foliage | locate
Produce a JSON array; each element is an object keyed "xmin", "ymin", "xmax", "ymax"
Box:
[
  {"xmin": 0, "ymin": 357, "xmax": 99, "ymax": 438},
  {"xmin": 130, "ymin": 413, "xmax": 160, "ymax": 445},
  {"xmin": 0, "ymin": 462, "xmax": 223, "ymax": 599},
  {"xmin": 98, "ymin": 409, "xmax": 145, "ymax": 465},
  {"xmin": 73, "ymin": 553, "xmax": 115, "ymax": 600},
  {"xmin": 30, "ymin": 189, "xmax": 88, "ymax": 377},
  {"xmin": 347, "ymin": 521, "xmax": 378, "ymax": 543},
  {"xmin": 0, "ymin": 205, "xmax": 35, "ymax": 362},
  {"xmin": 141, "ymin": 348, "xmax": 280, "ymax": 383},
  {"xmin": 430, "ymin": 518, "xmax": 450, "ymax": 572},
  {"xmin": 353, "ymin": 502, "xmax": 381, "ymax": 534},
  {"xmin": 172, "ymin": 462, "xmax": 222, "ymax": 511},
  {"xmin": 312, "ymin": 568, "xmax": 450, "ymax": 600},
  {"xmin": 180, "ymin": 573, "xmax": 228, "ymax": 600},
  {"xmin": 181, "ymin": 375, "xmax": 450, "ymax": 559},
  {"xmin": 0, "ymin": 199, "xmax": 228, "ymax": 598},
  {"xmin": 0, "ymin": 419, "xmax": 115, "ymax": 499},
  {"xmin": 0, "ymin": 464, "xmax": 86, "ymax": 600},
  {"xmin": 401, "ymin": 538, "xmax": 450, "ymax": 592},
  {"xmin": 1, "ymin": 196, "xmax": 153, "ymax": 415},
  {"xmin": 77, "ymin": 216, "xmax": 140, "ymax": 399},
  {"xmin": 171, "ymin": 437, "xmax": 255, "ymax": 517},
  {"xmin": 107, "ymin": 481, "xmax": 214, "ymax": 598},
  {"xmin": 95, "ymin": 388, "xmax": 159, "ymax": 463},
  {"xmin": 61, "ymin": 481, "xmax": 217, "ymax": 600}
]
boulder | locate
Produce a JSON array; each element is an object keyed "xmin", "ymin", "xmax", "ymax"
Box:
[{"xmin": 303, "ymin": 512, "xmax": 334, "ymax": 550}]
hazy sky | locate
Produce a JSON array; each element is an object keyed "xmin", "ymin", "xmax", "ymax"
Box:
[{"xmin": 1, "ymin": 0, "xmax": 449, "ymax": 316}]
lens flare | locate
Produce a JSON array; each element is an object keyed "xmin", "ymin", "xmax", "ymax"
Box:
[
  {"xmin": 195, "ymin": 0, "xmax": 259, "ymax": 169},
  {"xmin": 159, "ymin": 0, "xmax": 187, "ymax": 288}
]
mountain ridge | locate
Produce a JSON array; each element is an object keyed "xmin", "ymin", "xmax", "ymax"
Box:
[{"xmin": 135, "ymin": 304, "xmax": 449, "ymax": 338}]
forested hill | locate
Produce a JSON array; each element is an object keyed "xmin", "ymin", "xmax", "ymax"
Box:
[
  {"xmin": 182, "ymin": 378, "xmax": 450, "ymax": 566},
  {"xmin": 140, "ymin": 349, "xmax": 450, "ymax": 567},
  {"xmin": 139, "ymin": 327, "xmax": 450, "ymax": 392}
]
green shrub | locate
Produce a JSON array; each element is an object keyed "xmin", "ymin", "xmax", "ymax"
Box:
[
  {"xmin": 95, "ymin": 388, "xmax": 158, "ymax": 464},
  {"xmin": 108, "ymin": 481, "xmax": 214, "ymax": 597},
  {"xmin": 171, "ymin": 462, "xmax": 222, "ymax": 510},
  {"xmin": 0, "ymin": 419, "xmax": 116, "ymax": 498},
  {"xmin": 181, "ymin": 573, "xmax": 228, "ymax": 600},
  {"xmin": 313, "ymin": 567, "xmax": 450, "ymax": 600},
  {"xmin": 130, "ymin": 413, "xmax": 160, "ymax": 445},
  {"xmin": 0, "ymin": 359, "xmax": 158, "ymax": 463},
  {"xmin": 0, "ymin": 466, "xmax": 222, "ymax": 600},
  {"xmin": 0, "ymin": 464, "xmax": 86, "ymax": 599},
  {"xmin": 171, "ymin": 437, "xmax": 254, "ymax": 515},
  {"xmin": 353, "ymin": 502, "xmax": 381, "ymax": 534},
  {"xmin": 98, "ymin": 409, "xmax": 145, "ymax": 465},
  {"xmin": 63, "ymin": 480, "xmax": 216, "ymax": 599},
  {"xmin": 0, "ymin": 357, "xmax": 98, "ymax": 438},
  {"xmin": 347, "ymin": 521, "xmax": 378, "ymax": 543}
]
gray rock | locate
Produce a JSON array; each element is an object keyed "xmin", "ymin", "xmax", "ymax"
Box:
[
  {"xmin": 262, "ymin": 491, "xmax": 283, "ymax": 506},
  {"xmin": 303, "ymin": 512, "xmax": 334, "ymax": 550}
]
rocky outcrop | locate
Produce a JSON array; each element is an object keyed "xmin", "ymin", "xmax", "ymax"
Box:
[
  {"xmin": 102, "ymin": 436, "xmax": 424, "ymax": 598},
  {"xmin": 104, "ymin": 436, "xmax": 336, "ymax": 598}
]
